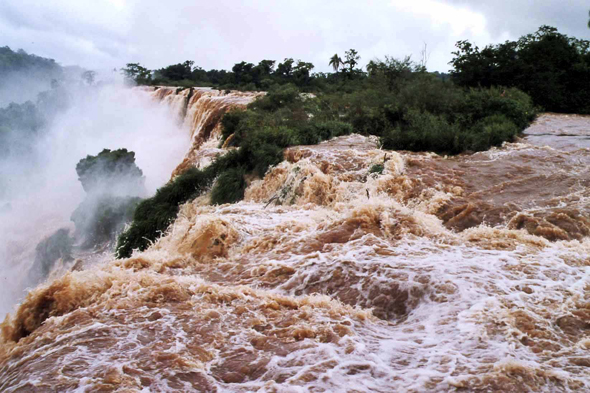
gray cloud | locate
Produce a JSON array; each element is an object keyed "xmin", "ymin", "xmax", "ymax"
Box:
[
  {"xmin": 1, "ymin": 0, "xmax": 588, "ymax": 74},
  {"xmin": 443, "ymin": 0, "xmax": 589, "ymax": 42}
]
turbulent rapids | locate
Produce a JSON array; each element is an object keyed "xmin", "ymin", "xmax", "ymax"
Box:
[{"xmin": 2, "ymin": 87, "xmax": 590, "ymax": 391}]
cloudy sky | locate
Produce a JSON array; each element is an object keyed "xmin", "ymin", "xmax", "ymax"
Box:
[{"xmin": 1, "ymin": 0, "xmax": 589, "ymax": 73}]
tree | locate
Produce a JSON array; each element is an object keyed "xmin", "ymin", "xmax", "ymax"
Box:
[
  {"xmin": 367, "ymin": 55, "xmax": 418, "ymax": 90},
  {"xmin": 232, "ymin": 61, "xmax": 255, "ymax": 85},
  {"xmin": 344, "ymin": 49, "xmax": 360, "ymax": 73},
  {"xmin": 250, "ymin": 60, "xmax": 276, "ymax": 88},
  {"xmin": 293, "ymin": 60, "xmax": 315, "ymax": 87},
  {"xmin": 0, "ymin": 46, "xmax": 63, "ymax": 81},
  {"xmin": 418, "ymin": 42, "xmax": 430, "ymax": 71},
  {"xmin": 121, "ymin": 63, "xmax": 151, "ymax": 85},
  {"xmin": 257, "ymin": 60, "xmax": 276, "ymax": 75},
  {"xmin": 81, "ymin": 70, "xmax": 96, "ymax": 85},
  {"xmin": 450, "ymin": 26, "xmax": 590, "ymax": 113},
  {"xmin": 329, "ymin": 54, "xmax": 343, "ymax": 73},
  {"xmin": 157, "ymin": 60, "xmax": 194, "ymax": 81},
  {"xmin": 275, "ymin": 58, "xmax": 295, "ymax": 79}
]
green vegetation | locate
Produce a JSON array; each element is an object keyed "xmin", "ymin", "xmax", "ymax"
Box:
[
  {"xmin": 118, "ymin": 25, "xmax": 584, "ymax": 257},
  {"xmin": 117, "ymin": 73, "xmax": 536, "ymax": 257},
  {"xmin": 0, "ymin": 47, "xmax": 72, "ymax": 170},
  {"xmin": 0, "ymin": 101, "xmax": 44, "ymax": 157},
  {"xmin": 116, "ymin": 164, "xmax": 218, "ymax": 257},
  {"xmin": 0, "ymin": 46, "xmax": 62, "ymax": 81},
  {"xmin": 121, "ymin": 63, "xmax": 152, "ymax": 85},
  {"xmin": 369, "ymin": 164, "xmax": 384, "ymax": 175},
  {"xmin": 73, "ymin": 149, "xmax": 145, "ymax": 249},
  {"xmin": 210, "ymin": 167, "xmax": 247, "ymax": 205},
  {"xmin": 450, "ymin": 26, "xmax": 590, "ymax": 114},
  {"xmin": 76, "ymin": 148, "xmax": 145, "ymax": 194},
  {"xmin": 127, "ymin": 25, "xmax": 587, "ymax": 116}
]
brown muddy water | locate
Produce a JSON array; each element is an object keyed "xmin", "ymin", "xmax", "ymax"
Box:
[{"xmin": 2, "ymin": 101, "xmax": 590, "ymax": 392}]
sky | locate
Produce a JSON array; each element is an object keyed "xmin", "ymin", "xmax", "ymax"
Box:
[{"xmin": 1, "ymin": 0, "xmax": 589, "ymax": 73}]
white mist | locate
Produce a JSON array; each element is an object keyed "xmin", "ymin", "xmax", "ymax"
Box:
[{"xmin": 0, "ymin": 81, "xmax": 189, "ymax": 319}]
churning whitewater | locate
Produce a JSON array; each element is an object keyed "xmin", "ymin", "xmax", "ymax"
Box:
[{"xmin": 1, "ymin": 87, "xmax": 590, "ymax": 392}]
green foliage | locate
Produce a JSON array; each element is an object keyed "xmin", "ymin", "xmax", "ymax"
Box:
[
  {"xmin": 210, "ymin": 167, "xmax": 247, "ymax": 205},
  {"xmin": 157, "ymin": 60, "xmax": 194, "ymax": 81},
  {"xmin": 381, "ymin": 110, "xmax": 460, "ymax": 153},
  {"xmin": 464, "ymin": 115, "xmax": 519, "ymax": 152},
  {"xmin": 250, "ymin": 84, "xmax": 302, "ymax": 111},
  {"xmin": 73, "ymin": 148, "xmax": 146, "ymax": 250},
  {"xmin": 0, "ymin": 46, "xmax": 62, "ymax": 81},
  {"xmin": 0, "ymin": 101, "xmax": 44, "ymax": 134},
  {"xmin": 329, "ymin": 54, "xmax": 343, "ymax": 72},
  {"xmin": 367, "ymin": 55, "xmax": 421, "ymax": 91},
  {"xmin": 450, "ymin": 26, "xmax": 590, "ymax": 114},
  {"xmin": 220, "ymin": 108, "xmax": 250, "ymax": 143},
  {"xmin": 298, "ymin": 121, "xmax": 354, "ymax": 145},
  {"xmin": 315, "ymin": 69, "xmax": 536, "ymax": 154},
  {"xmin": 116, "ymin": 165, "xmax": 219, "ymax": 258},
  {"xmin": 76, "ymin": 148, "xmax": 145, "ymax": 194},
  {"xmin": 369, "ymin": 164, "xmax": 384, "ymax": 175},
  {"xmin": 117, "ymin": 50, "xmax": 541, "ymax": 258},
  {"xmin": 122, "ymin": 63, "xmax": 152, "ymax": 85},
  {"xmin": 454, "ymin": 87, "xmax": 537, "ymax": 130},
  {"xmin": 0, "ymin": 101, "xmax": 46, "ymax": 160}
]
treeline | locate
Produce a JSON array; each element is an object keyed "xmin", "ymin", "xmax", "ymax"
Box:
[
  {"xmin": 451, "ymin": 26, "xmax": 590, "ymax": 114},
  {"xmin": 0, "ymin": 86, "xmax": 70, "ymax": 160},
  {"xmin": 124, "ymin": 26, "xmax": 590, "ymax": 116},
  {"xmin": 0, "ymin": 46, "xmax": 62, "ymax": 81},
  {"xmin": 122, "ymin": 49, "xmax": 448, "ymax": 91}
]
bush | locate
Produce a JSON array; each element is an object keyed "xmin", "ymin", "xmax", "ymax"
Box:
[
  {"xmin": 450, "ymin": 26, "xmax": 590, "ymax": 114},
  {"xmin": 210, "ymin": 167, "xmax": 247, "ymax": 204},
  {"xmin": 369, "ymin": 164, "xmax": 384, "ymax": 174},
  {"xmin": 220, "ymin": 109, "xmax": 250, "ymax": 143},
  {"xmin": 116, "ymin": 166, "xmax": 217, "ymax": 258},
  {"xmin": 251, "ymin": 84, "xmax": 302, "ymax": 112},
  {"xmin": 454, "ymin": 87, "xmax": 537, "ymax": 130},
  {"xmin": 464, "ymin": 114, "xmax": 519, "ymax": 151},
  {"xmin": 381, "ymin": 110, "xmax": 460, "ymax": 154}
]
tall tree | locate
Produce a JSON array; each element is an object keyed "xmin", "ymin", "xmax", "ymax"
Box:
[
  {"xmin": 344, "ymin": 49, "xmax": 360, "ymax": 73},
  {"xmin": 275, "ymin": 58, "xmax": 295, "ymax": 79},
  {"xmin": 329, "ymin": 54, "xmax": 342, "ymax": 73},
  {"xmin": 81, "ymin": 70, "xmax": 96, "ymax": 85},
  {"xmin": 121, "ymin": 63, "xmax": 151, "ymax": 85},
  {"xmin": 450, "ymin": 26, "xmax": 590, "ymax": 113},
  {"xmin": 157, "ymin": 60, "xmax": 194, "ymax": 81}
]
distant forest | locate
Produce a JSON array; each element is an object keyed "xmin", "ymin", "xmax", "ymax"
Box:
[
  {"xmin": 124, "ymin": 26, "xmax": 590, "ymax": 115},
  {"xmin": 0, "ymin": 46, "xmax": 63, "ymax": 81},
  {"xmin": 0, "ymin": 47, "xmax": 71, "ymax": 169},
  {"xmin": 122, "ymin": 49, "xmax": 450, "ymax": 94}
]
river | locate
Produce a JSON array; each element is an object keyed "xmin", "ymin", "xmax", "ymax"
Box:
[{"xmin": 1, "ymin": 104, "xmax": 589, "ymax": 391}]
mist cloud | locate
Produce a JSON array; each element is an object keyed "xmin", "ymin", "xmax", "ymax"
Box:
[{"xmin": 0, "ymin": 79, "xmax": 190, "ymax": 318}]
